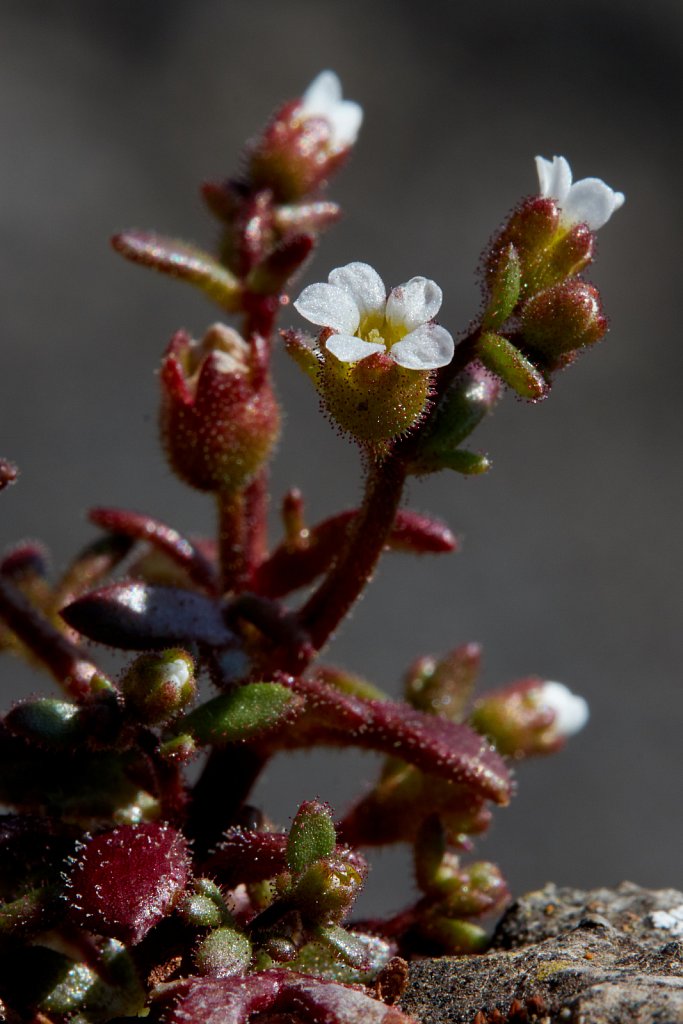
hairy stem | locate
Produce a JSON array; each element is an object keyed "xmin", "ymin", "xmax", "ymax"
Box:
[
  {"xmin": 217, "ymin": 489, "xmax": 246, "ymax": 593},
  {"xmin": 298, "ymin": 455, "xmax": 407, "ymax": 654}
]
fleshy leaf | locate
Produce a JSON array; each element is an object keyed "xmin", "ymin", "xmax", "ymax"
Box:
[
  {"xmin": 157, "ymin": 970, "xmax": 415, "ymax": 1024},
  {"xmin": 255, "ymin": 509, "xmax": 456, "ymax": 598},
  {"xmin": 62, "ymin": 582, "xmax": 234, "ymax": 648},
  {"xmin": 204, "ymin": 828, "xmax": 289, "ymax": 886},
  {"xmin": 287, "ymin": 800, "xmax": 336, "ymax": 873},
  {"xmin": 284, "ymin": 678, "xmax": 511, "ymax": 806},
  {"xmin": 478, "ymin": 331, "xmax": 549, "ymax": 400},
  {"xmin": 482, "ymin": 243, "xmax": 521, "ymax": 329},
  {"xmin": 178, "ymin": 683, "xmax": 303, "ymax": 746},
  {"xmin": 68, "ymin": 822, "xmax": 189, "ymax": 944},
  {"xmin": 111, "ymin": 231, "xmax": 241, "ymax": 310},
  {"xmin": 89, "ymin": 506, "xmax": 219, "ymax": 593}
]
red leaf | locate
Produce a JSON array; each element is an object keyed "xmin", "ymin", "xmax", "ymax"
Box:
[
  {"xmin": 159, "ymin": 971, "xmax": 416, "ymax": 1024},
  {"xmin": 89, "ymin": 507, "xmax": 219, "ymax": 594},
  {"xmin": 68, "ymin": 822, "xmax": 189, "ymax": 944},
  {"xmin": 255, "ymin": 510, "xmax": 456, "ymax": 599}
]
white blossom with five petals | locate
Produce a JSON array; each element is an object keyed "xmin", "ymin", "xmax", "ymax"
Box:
[
  {"xmin": 535, "ymin": 155, "xmax": 624, "ymax": 231},
  {"xmin": 298, "ymin": 71, "xmax": 363, "ymax": 151},
  {"xmin": 294, "ymin": 262, "xmax": 455, "ymax": 371}
]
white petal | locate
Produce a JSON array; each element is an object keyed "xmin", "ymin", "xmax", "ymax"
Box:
[
  {"xmin": 294, "ymin": 283, "xmax": 360, "ymax": 334},
  {"xmin": 562, "ymin": 178, "xmax": 624, "ymax": 230},
  {"xmin": 539, "ymin": 681, "xmax": 589, "ymax": 738},
  {"xmin": 535, "ymin": 155, "xmax": 554, "ymax": 195},
  {"xmin": 390, "ymin": 324, "xmax": 454, "ymax": 370},
  {"xmin": 300, "ymin": 70, "xmax": 341, "ymax": 116},
  {"xmin": 328, "ymin": 100, "xmax": 363, "ymax": 147},
  {"xmin": 386, "ymin": 277, "xmax": 443, "ymax": 331},
  {"xmin": 328, "ymin": 262, "xmax": 386, "ymax": 320},
  {"xmin": 535, "ymin": 155, "xmax": 572, "ymax": 203},
  {"xmin": 325, "ymin": 333, "xmax": 386, "ymax": 363}
]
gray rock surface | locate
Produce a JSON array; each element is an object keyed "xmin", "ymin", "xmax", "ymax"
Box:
[{"xmin": 401, "ymin": 883, "xmax": 683, "ymax": 1023}]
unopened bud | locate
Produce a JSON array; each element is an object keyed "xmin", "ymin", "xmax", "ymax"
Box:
[
  {"xmin": 195, "ymin": 927, "xmax": 252, "ymax": 978},
  {"xmin": 405, "ymin": 643, "xmax": 481, "ymax": 721},
  {"xmin": 470, "ymin": 678, "xmax": 589, "ymax": 757},
  {"xmin": 487, "ymin": 197, "xmax": 595, "ymax": 300},
  {"xmin": 521, "ymin": 280, "xmax": 607, "ymax": 361},
  {"xmin": 293, "ymin": 855, "xmax": 365, "ymax": 923},
  {"xmin": 160, "ymin": 325, "xmax": 280, "ymax": 494},
  {"xmin": 249, "ymin": 71, "xmax": 362, "ymax": 202},
  {"xmin": 121, "ymin": 649, "xmax": 196, "ymax": 725}
]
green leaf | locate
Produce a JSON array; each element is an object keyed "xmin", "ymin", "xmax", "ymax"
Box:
[
  {"xmin": 482, "ymin": 243, "xmax": 521, "ymax": 329},
  {"xmin": 412, "ymin": 449, "xmax": 491, "ymax": 476},
  {"xmin": 287, "ymin": 800, "xmax": 336, "ymax": 874},
  {"xmin": 178, "ymin": 683, "xmax": 300, "ymax": 746},
  {"xmin": 112, "ymin": 231, "xmax": 241, "ymax": 310},
  {"xmin": 478, "ymin": 331, "xmax": 548, "ymax": 400}
]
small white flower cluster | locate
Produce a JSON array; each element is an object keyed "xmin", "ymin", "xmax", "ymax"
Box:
[
  {"xmin": 298, "ymin": 71, "xmax": 363, "ymax": 151},
  {"xmin": 294, "ymin": 262, "xmax": 454, "ymax": 371},
  {"xmin": 535, "ymin": 155, "xmax": 624, "ymax": 231},
  {"xmin": 537, "ymin": 680, "xmax": 589, "ymax": 738}
]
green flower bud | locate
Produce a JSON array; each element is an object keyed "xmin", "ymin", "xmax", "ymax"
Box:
[{"xmin": 121, "ymin": 649, "xmax": 196, "ymax": 725}]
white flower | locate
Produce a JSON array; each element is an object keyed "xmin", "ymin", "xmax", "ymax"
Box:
[
  {"xmin": 293, "ymin": 262, "xmax": 454, "ymax": 371},
  {"xmin": 535, "ymin": 155, "xmax": 625, "ymax": 231},
  {"xmin": 299, "ymin": 71, "xmax": 363, "ymax": 151},
  {"xmin": 537, "ymin": 680, "xmax": 589, "ymax": 738}
]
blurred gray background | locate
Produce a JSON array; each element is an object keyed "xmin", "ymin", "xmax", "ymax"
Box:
[{"xmin": 1, "ymin": 0, "xmax": 682, "ymax": 916}]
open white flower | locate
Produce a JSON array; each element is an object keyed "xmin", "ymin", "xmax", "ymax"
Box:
[
  {"xmin": 535, "ymin": 155, "xmax": 625, "ymax": 231},
  {"xmin": 294, "ymin": 261, "xmax": 454, "ymax": 371},
  {"xmin": 537, "ymin": 680, "xmax": 589, "ymax": 738},
  {"xmin": 299, "ymin": 71, "xmax": 363, "ymax": 151}
]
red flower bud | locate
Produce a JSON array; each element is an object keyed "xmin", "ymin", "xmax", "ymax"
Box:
[
  {"xmin": 160, "ymin": 325, "xmax": 280, "ymax": 494},
  {"xmin": 521, "ymin": 280, "xmax": 607, "ymax": 360},
  {"xmin": 486, "ymin": 197, "xmax": 595, "ymax": 300},
  {"xmin": 248, "ymin": 72, "xmax": 362, "ymax": 203}
]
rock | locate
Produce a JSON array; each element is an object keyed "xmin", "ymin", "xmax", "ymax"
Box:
[{"xmin": 400, "ymin": 883, "xmax": 683, "ymax": 1023}]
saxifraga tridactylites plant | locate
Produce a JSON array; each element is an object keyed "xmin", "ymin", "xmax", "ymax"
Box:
[{"xmin": 0, "ymin": 72, "xmax": 623, "ymax": 1023}]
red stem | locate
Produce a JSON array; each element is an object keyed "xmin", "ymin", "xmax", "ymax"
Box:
[
  {"xmin": 298, "ymin": 456, "xmax": 407, "ymax": 654},
  {"xmin": 0, "ymin": 577, "xmax": 105, "ymax": 699}
]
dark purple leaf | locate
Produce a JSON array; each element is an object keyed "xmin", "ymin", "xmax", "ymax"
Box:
[
  {"xmin": 204, "ymin": 828, "xmax": 289, "ymax": 886},
  {"xmin": 62, "ymin": 583, "xmax": 234, "ymax": 649}
]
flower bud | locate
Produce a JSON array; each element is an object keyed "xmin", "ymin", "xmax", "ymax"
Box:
[
  {"xmin": 195, "ymin": 927, "xmax": 252, "ymax": 978},
  {"xmin": 121, "ymin": 649, "xmax": 196, "ymax": 726},
  {"xmin": 292, "ymin": 855, "xmax": 365, "ymax": 924},
  {"xmin": 405, "ymin": 643, "xmax": 481, "ymax": 721},
  {"xmin": 248, "ymin": 71, "xmax": 362, "ymax": 202},
  {"xmin": 470, "ymin": 678, "xmax": 589, "ymax": 757},
  {"xmin": 486, "ymin": 197, "xmax": 595, "ymax": 301},
  {"xmin": 160, "ymin": 324, "xmax": 280, "ymax": 494},
  {"xmin": 520, "ymin": 280, "xmax": 607, "ymax": 361}
]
